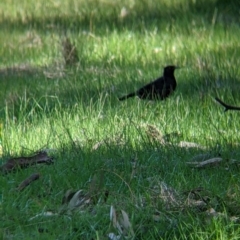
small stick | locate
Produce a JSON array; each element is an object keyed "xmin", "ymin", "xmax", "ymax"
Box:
[
  {"xmin": 1, "ymin": 151, "xmax": 53, "ymax": 174},
  {"xmin": 17, "ymin": 173, "xmax": 40, "ymax": 191},
  {"xmin": 215, "ymin": 97, "xmax": 240, "ymax": 112}
]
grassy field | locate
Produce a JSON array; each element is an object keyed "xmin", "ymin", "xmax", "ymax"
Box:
[{"xmin": 1, "ymin": 0, "xmax": 240, "ymax": 239}]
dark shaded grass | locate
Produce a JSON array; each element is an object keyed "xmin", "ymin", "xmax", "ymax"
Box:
[
  {"xmin": 1, "ymin": 0, "xmax": 239, "ymax": 34},
  {"xmin": 2, "ymin": 140, "xmax": 240, "ymax": 239}
]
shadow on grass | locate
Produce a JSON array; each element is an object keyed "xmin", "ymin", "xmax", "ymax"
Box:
[
  {"xmin": 0, "ymin": 0, "xmax": 239, "ymax": 35},
  {"xmin": 2, "ymin": 134, "xmax": 240, "ymax": 238}
]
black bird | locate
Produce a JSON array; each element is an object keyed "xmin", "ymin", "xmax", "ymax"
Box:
[{"xmin": 119, "ymin": 65, "xmax": 179, "ymax": 101}]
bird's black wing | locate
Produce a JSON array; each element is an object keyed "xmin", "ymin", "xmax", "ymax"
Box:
[
  {"xmin": 161, "ymin": 77, "xmax": 177, "ymax": 99},
  {"xmin": 137, "ymin": 77, "xmax": 165, "ymax": 100}
]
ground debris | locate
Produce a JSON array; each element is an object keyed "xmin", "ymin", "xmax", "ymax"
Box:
[
  {"xmin": 17, "ymin": 172, "xmax": 40, "ymax": 191},
  {"xmin": 62, "ymin": 36, "xmax": 79, "ymax": 66},
  {"xmin": 186, "ymin": 157, "xmax": 238, "ymax": 168},
  {"xmin": 109, "ymin": 205, "xmax": 134, "ymax": 239},
  {"xmin": 178, "ymin": 141, "xmax": 206, "ymax": 149},
  {"xmin": 144, "ymin": 124, "xmax": 181, "ymax": 144},
  {"xmin": 1, "ymin": 151, "xmax": 53, "ymax": 174}
]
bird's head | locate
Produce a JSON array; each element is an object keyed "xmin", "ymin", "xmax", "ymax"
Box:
[{"xmin": 164, "ymin": 65, "xmax": 180, "ymax": 74}]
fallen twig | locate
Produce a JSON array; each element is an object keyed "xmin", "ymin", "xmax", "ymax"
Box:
[
  {"xmin": 215, "ymin": 97, "xmax": 240, "ymax": 112},
  {"xmin": 1, "ymin": 151, "xmax": 53, "ymax": 174},
  {"xmin": 187, "ymin": 157, "xmax": 223, "ymax": 168},
  {"xmin": 17, "ymin": 173, "xmax": 40, "ymax": 191},
  {"xmin": 186, "ymin": 157, "xmax": 237, "ymax": 168}
]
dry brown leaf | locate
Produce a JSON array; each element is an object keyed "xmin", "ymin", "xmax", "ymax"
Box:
[
  {"xmin": 159, "ymin": 182, "xmax": 180, "ymax": 208},
  {"xmin": 148, "ymin": 179, "xmax": 181, "ymax": 209},
  {"xmin": 206, "ymin": 208, "xmax": 225, "ymax": 218},
  {"xmin": 62, "ymin": 189, "xmax": 76, "ymax": 204},
  {"xmin": 183, "ymin": 187, "xmax": 210, "ymax": 211},
  {"xmin": 110, "ymin": 206, "xmax": 134, "ymax": 238},
  {"xmin": 67, "ymin": 190, "xmax": 91, "ymax": 210},
  {"xmin": 179, "ymin": 141, "xmax": 206, "ymax": 149},
  {"xmin": 186, "ymin": 157, "xmax": 238, "ymax": 168},
  {"xmin": 186, "ymin": 199, "xmax": 208, "ymax": 210},
  {"xmin": 60, "ymin": 189, "xmax": 92, "ymax": 214},
  {"xmin": 148, "ymin": 180, "xmax": 211, "ymax": 212},
  {"xmin": 186, "ymin": 157, "xmax": 223, "ymax": 168},
  {"xmin": 119, "ymin": 210, "xmax": 134, "ymax": 237},
  {"xmin": 110, "ymin": 205, "xmax": 122, "ymax": 235},
  {"xmin": 145, "ymin": 124, "xmax": 164, "ymax": 143}
]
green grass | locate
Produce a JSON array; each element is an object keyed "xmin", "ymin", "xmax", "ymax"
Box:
[{"xmin": 1, "ymin": 0, "xmax": 240, "ymax": 239}]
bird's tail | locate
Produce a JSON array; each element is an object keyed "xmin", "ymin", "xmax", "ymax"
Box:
[{"xmin": 118, "ymin": 92, "xmax": 136, "ymax": 101}]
